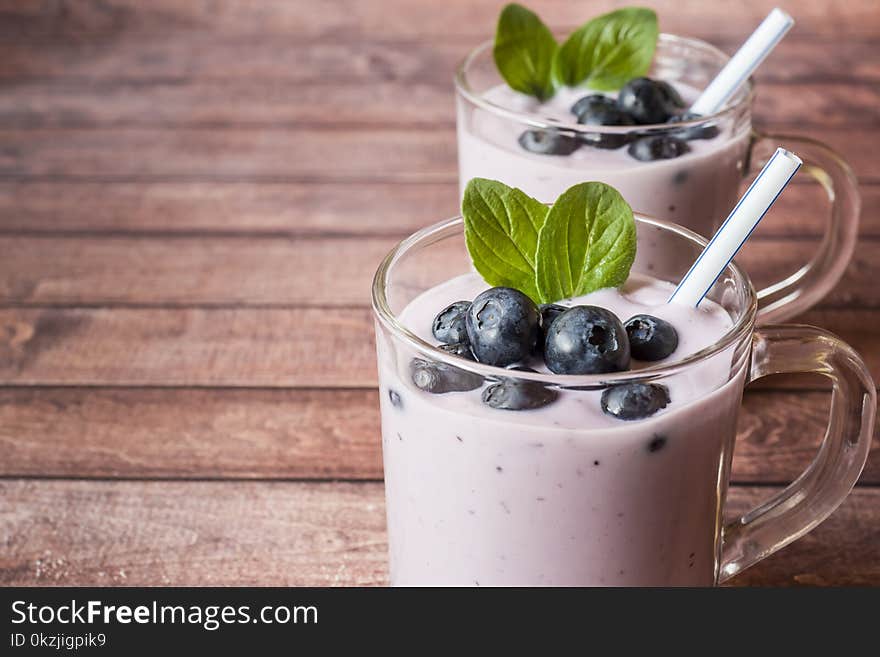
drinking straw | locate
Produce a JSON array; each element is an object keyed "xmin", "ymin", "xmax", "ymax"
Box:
[
  {"xmin": 668, "ymin": 148, "xmax": 802, "ymax": 308},
  {"xmin": 690, "ymin": 8, "xmax": 794, "ymax": 116}
]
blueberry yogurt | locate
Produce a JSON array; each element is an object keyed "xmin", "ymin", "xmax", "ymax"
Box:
[
  {"xmin": 377, "ymin": 271, "xmax": 741, "ymax": 586},
  {"xmin": 457, "ymin": 79, "xmax": 750, "ymax": 236}
]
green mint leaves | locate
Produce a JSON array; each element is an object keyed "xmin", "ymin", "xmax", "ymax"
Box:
[
  {"xmin": 534, "ymin": 182, "xmax": 637, "ymax": 302},
  {"xmin": 492, "ymin": 4, "xmax": 658, "ymax": 99},
  {"xmin": 493, "ymin": 4, "xmax": 558, "ymax": 101},
  {"xmin": 462, "ymin": 178, "xmax": 549, "ymax": 301},
  {"xmin": 554, "ymin": 8, "xmax": 658, "ymax": 91},
  {"xmin": 462, "ymin": 179, "xmax": 637, "ymax": 304}
]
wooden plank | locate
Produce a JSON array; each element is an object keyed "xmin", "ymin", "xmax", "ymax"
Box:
[
  {"xmin": 0, "ymin": 480, "xmax": 876, "ymax": 586},
  {"xmin": 1, "ymin": 388, "xmax": 876, "ymax": 484},
  {"xmin": 0, "ymin": 307, "xmax": 377, "ymax": 387},
  {"xmin": 0, "ymin": 235, "xmax": 394, "ymax": 306},
  {"xmin": 0, "ymin": 37, "xmax": 875, "ymax": 84},
  {"xmin": 0, "ymin": 180, "xmax": 875, "ymax": 238},
  {"xmin": 0, "ymin": 127, "xmax": 876, "ymax": 183},
  {"xmin": 1, "ymin": 78, "xmax": 876, "ymax": 129},
  {"xmin": 0, "ymin": 128, "xmax": 459, "ymax": 182},
  {"xmin": 0, "ymin": 0, "xmax": 877, "ymax": 40},
  {"xmin": 0, "ymin": 307, "xmax": 876, "ymax": 387},
  {"xmin": 0, "ymin": 480, "xmax": 389, "ymax": 586},
  {"xmin": 0, "ymin": 235, "xmax": 875, "ymax": 307},
  {"xmin": 725, "ymin": 487, "xmax": 880, "ymax": 586},
  {"xmin": 0, "ymin": 388, "xmax": 382, "ymax": 480}
]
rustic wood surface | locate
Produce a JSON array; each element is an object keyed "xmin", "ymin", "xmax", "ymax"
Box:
[{"xmin": 0, "ymin": 0, "xmax": 877, "ymax": 587}]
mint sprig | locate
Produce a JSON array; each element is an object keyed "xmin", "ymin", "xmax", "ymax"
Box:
[
  {"xmin": 491, "ymin": 4, "xmax": 658, "ymax": 99},
  {"xmin": 462, "ymin": 179, "xmax": 637, "ymax": 304},
  {"xmin": 554, "ymin": 7, "xmax": 658, "ymax": 91},
  {"xmin": 462, "ymin": 178, "xmax": 549, "ymax": 301},
  {"xmin": 535, "ymin": 182, "xmax": 636, "ymax": 302},
  {"xmin": 493, "ymin": 4, "xmax": 558, "ymax": 101}
]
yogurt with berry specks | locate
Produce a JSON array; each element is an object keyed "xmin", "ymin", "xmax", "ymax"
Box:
[
  {"xmin": 377, "ymin": 272, "xmax": 744, "ymax": 586},
  {"xmin": 457, "ymin": 82, "xmax": 750, "ymax": 236}
]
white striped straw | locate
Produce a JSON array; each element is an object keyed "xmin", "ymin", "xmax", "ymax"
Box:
[
  {"xmin": 690, "ymin": 8, "xmax": 794, "ymax": 116},
  {"xmin": 669, "ymin": 148, "xmax": 802, "ymax": 308}
]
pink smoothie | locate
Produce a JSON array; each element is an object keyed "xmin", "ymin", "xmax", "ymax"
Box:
[
  {"xmin": 457, "ymin": 83, "xmax": 751, "ymax": 236},
  {"xmin": 377, "ymin": 273, "xmax": 743, "ymax": 586}
]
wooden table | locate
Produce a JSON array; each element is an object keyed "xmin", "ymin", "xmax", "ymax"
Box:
[{"xmin": 1, "ymin": 0, "xmax": 878, "ymax": 586}]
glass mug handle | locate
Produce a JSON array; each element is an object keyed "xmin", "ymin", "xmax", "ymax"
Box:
[
  {"xmin": 719, "ymin": 325, "xmax": 876, "ymax": 582},
  {"xmin": 746, "ymin": 132, "xmax": 861, "ymax": 324}
]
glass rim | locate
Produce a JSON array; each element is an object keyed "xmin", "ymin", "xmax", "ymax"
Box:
[
  {"xmin": 371, "ymin": 214, "xmax": 758, "ymax": 387},
  {"xmin": 453, "ymin": 33, "xmax": 756, "ymax": 135}
]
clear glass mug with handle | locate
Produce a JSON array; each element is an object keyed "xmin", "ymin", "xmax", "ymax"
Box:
[
  {"xmin": 372, "ymin": 214, "xmax": 875, "ymax": 586},
  {"xmin": 455, "ymin": 34, "xmax": 860, "ymax": 324}
]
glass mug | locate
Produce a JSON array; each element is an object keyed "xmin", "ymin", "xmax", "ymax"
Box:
[
  {"xmin": 455, "ymin": 34, "xmax": 860, "ymax": 324},
  {"xmin": 372, "ymin": 215, "xmax": 875, "ymax": 586}
]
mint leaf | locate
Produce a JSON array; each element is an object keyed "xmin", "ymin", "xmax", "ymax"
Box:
[
  {"xmin": 462, "ymin": 178, "xmax": 549, "ymax": 302},
  {"xmin": 493, "ymin": 3, "xmax": 558, "ymax": 101},
  {"xmin": 535, "ymin": 182, "xmax": 636, "ymax": 303},
  {"xmin": 553, "ymin": 7, "xmax": 658, "ymax": 91}
]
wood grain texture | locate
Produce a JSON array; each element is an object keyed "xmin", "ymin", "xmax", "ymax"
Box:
[
  {"xmin": 0, "ymin": 38, "xmax": 876, "ymax": 84},
  {"xmin": 1, "ymin": 480, "xmax": 877, "ymax": 586},
  {"xmin": 0, "ymin": 388, "xmax": 876, "ymax": 484},
  {"xmin": 0, "ymin": 480, "xmax": 388, "ymax": 586},
  {"xmin": 0, "ymin": 235, "xmax": 875, "ymax": 307},
  {"xmin": 0, "ymin": 0, "xmax": 876, "ymax": 588},
  {"xmin": 0, "ymin": 180, "xmax": 874, "ymax": 238},
  {"xmin": 0, "ymin": 307, "xmax": 876, "ymax": 387},
  {"xmin": 0, "ymin": 0, "xmax": 877, "ymax": 40},
  {"xmin": 0, "ymin": 307, "xmax": 376, "ymax": 387},
  {"xmin": 0, "ymin": 387, "xmax": 384, "ymax": 480},
  {"xmin": 4, "ymin": 79, "xmax": 877, "ymax": 129},
  {"xmin": 0, "ymin": 127, "xmax": 874, "ymax": 182}
]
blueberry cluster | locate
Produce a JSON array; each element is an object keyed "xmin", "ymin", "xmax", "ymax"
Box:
[
  {"xmin": 518, "ymin": 77, "xmax": 719, "ymax": 161},
  {"xmin": 415, "ymin": 287, "xmax": 678, "ymax": 420}
]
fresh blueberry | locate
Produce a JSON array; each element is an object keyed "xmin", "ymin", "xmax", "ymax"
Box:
[
  {"xmin": 627, "ymin": 135, "xmax": 690, "ymax": 162},
  {"xmin": 570, "ymin": 94, "xmax": 617, "ymax": 119},
  {"xmin": 624, "ymin": 314, "xmax": 679, "ymax": 361},
  {"xmin": 466, "ymin": 287, "xmax": 540, "ymax": 367},
  {"xmin": 617, "ymin": 77, "xmax": 685, "ymax": 124},
  {"xmin": 544, "ymin": 305, "xmax": 630, "ymax": 374},
  {"xmin": 518, "ymin": 129, "xmax": 581, "ymax": 156},
  {"xmin": 647, "ymin": 435, "xmax": 667, "ymax": 452},
  {"xmin": 409, "ymin": 358, "xmax": 482, "ymax": 394},
  {"xmin": 437, "ymin": 341, "xmax": 475, "ymax": 361},
  {"xmin": 576, "ymin": 104, "xmax": 635, "ymax": 150},
  {"xmin": 432, "ymin": 300, "xmax": 471, "ymax": 344},
  {"xmin": 388, "ymin": 389, "xmax": 403, "ymax": 408},
  {"xmin": 666, "ymin": 111, "xmax": 720, "ymax": 140},
  {"xmin": 482, "ymin": 377, "xmax": 558, "ymax": 411},
  {"xmin": 601, "ymin": 383, "xmax": 670, "ymax": 420},
  {"xmin": 537, "ymin": 303, "xmax": 567, "ymax": 353}
]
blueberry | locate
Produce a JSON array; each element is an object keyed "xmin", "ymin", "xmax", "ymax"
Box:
[
  {"xmin": 466, "ymin": 287, "xmax": 540, "ymax": 367},
  {"xmin": 666, "ymin": 111, "xmax": 720, "ymax": 140},
  {"xmin": 617, "ymin": 77, "xmax": 685, "ymax": 124},
  {"xmin": 409, "ymin": 358, "xmax": 482, "ymax": 394},
  {"xmin": 624, "ymin": 314, "xmax": 679, "ymax": 361},
  {"xmin": 601, "ymin": 383, "xmax": 670, "ymax": 420},
  {"xmin": 432, "ymin": 301, "xmax": 471, "ymax": 344},
  {"xmin": 627, "ymin": 135, "xmax": 690, "ymax": 162},
  {"xmin": 647, "ymin": 435, "xmax": 667, "ymax": 452},
  {"xmin": 570, "ymin": 94, "xmax": 617, "ymax": 120},
  {"xmin": 388, "ymin": 389, "xmax": 403, "ymax": 408},
  {"xmin": 537, "ymin": 303, "xmax": 567, "ymax": 353},
  {"xmin": 544, "ymin": 305, "xmax": 630, "ymax": 374},
  {"xmin": 576, "ymin": 104, "xmax": 635, "ymax": 150},
  {"xmin": 482, "ymin": 377, "xmax": 558, "ymax": 411},
  {"xmin": 437, "ymin": 341, "xmax": 475, "ymax": 361},
  {"xmin": 518, "ymin": 129, "xmax": 581, "ymax": 156}
]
